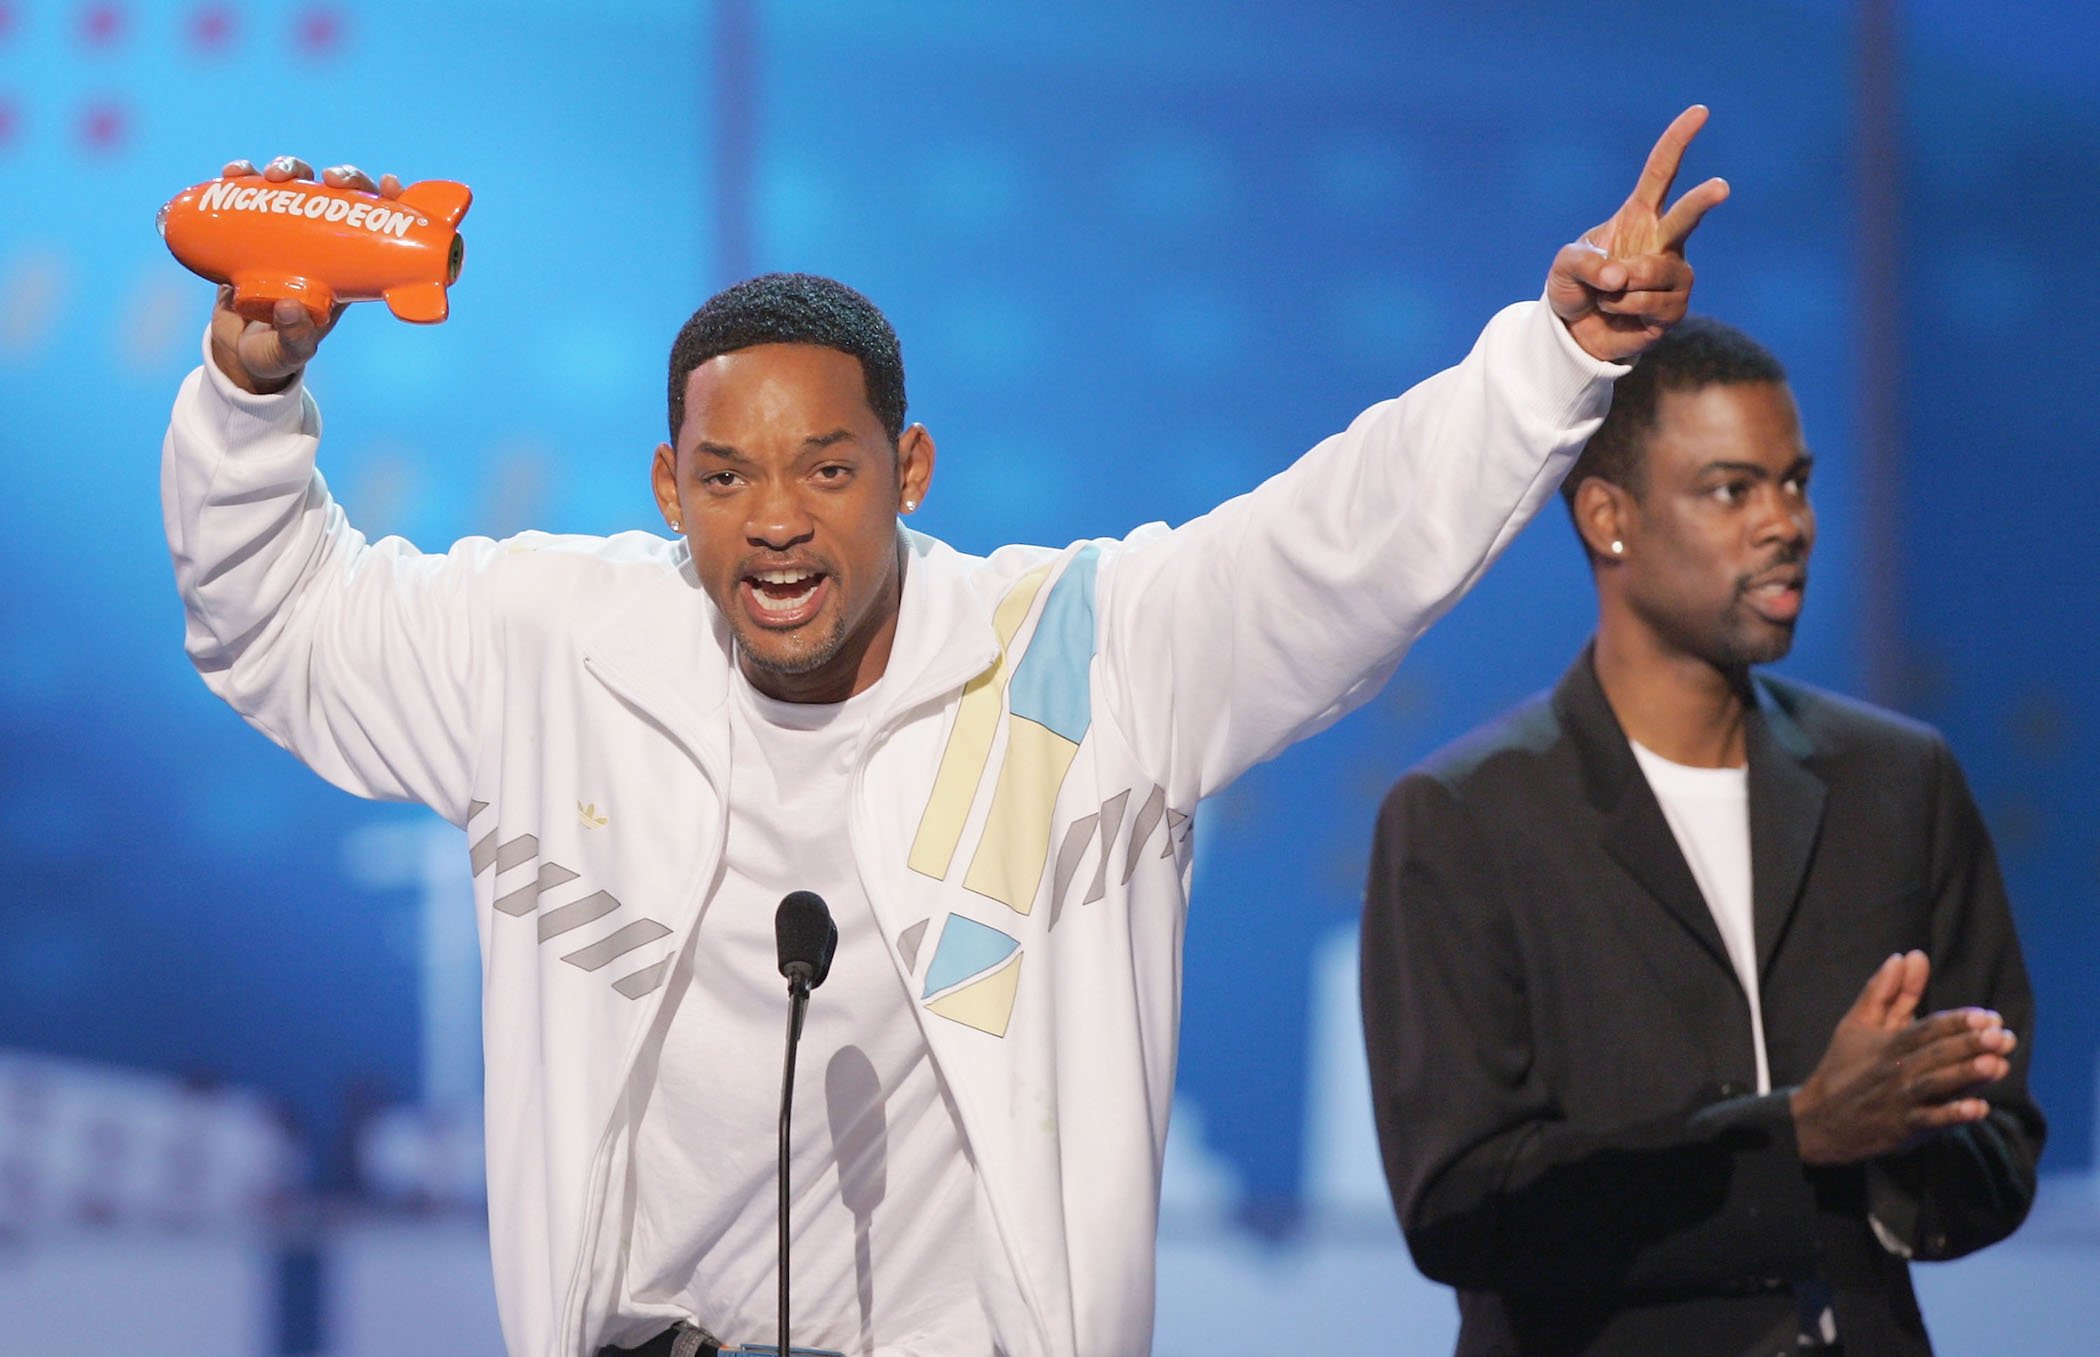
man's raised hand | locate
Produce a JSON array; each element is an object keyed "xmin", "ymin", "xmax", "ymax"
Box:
[
  {"xmin": 1547, "ymin": 105, "xmax": 1729, "ymax": 364},
  {"xmin": 207, "ymin": 155, "xmax": 403, "ymax": 395}
]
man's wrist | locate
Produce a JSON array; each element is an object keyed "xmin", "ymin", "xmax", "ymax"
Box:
[
  {"xmin": 1784, "ymin": 1084, "xmax": 1830, "ymax": 1166},
  {"xmin": 209, "ymin": 342, "xmax": 297, "ymax": 396}
]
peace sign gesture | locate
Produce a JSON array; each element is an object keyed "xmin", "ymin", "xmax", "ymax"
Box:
[{"xmin": 1547, "ymin": 105, "xmax": 1730, "ymax": 363}]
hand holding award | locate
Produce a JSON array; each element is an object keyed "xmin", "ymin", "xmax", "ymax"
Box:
[{"xmin": 164, "ymin": 156, "xmax": 468, "ymax": 394}]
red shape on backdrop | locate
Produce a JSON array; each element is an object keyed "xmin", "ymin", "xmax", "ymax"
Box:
[
  {"xmin": 190, "ymin": 4, "xmax": 234, "ymax": 51},
  {"xmin": 0, "ymin": 5, "xmax": 17, "ymax": 43},
  {"xmin": 80, "ymin": 101, "xmax": 127, "ymax": 152},
  {"xmin": 294, "ymin": 7, "xmax": 343, "ymax": 55},
  {"xmin": 81, "ymin": 3, "xmax": 126, "ymax": 47}
]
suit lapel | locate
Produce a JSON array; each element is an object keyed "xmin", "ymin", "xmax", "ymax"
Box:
[
  {"xmin": 1600, "ymin": 798, "xmax": 1734, "ymax": 972},
  {"xmin": 1555, "ymin": 653, "xmax": 1734, "ymax": 975},
  {"xmin": 1746, "ymin": 677, "xmax": 1827, "ymax": 978}
]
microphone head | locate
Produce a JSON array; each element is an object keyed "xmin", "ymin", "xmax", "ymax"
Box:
[{"xmin": 775, "ymin": 890, "xmax": 838, "ymax": 990}]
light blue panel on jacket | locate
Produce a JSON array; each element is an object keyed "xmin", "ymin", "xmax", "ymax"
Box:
[
  {"xmin": 1007, "ymin": 546, "xmax": 1102, "ymax": 745},
  {"xmin": 922, "ymin": 915, "xmax": 1022, "ymax": 998}
]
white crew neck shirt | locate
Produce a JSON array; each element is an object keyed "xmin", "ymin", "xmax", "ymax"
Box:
[
  {"xmin": 1629, "ymin": 740, "xmax": 1769, "ymax": 1094},
  {"xmin": 621, "ymin": 672, "xmax": 992, "ymax": 1356}
]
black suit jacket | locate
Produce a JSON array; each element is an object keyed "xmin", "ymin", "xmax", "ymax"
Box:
[{"xmin": 1360, "ymin": 650, "xmax": 2043, "ymax": 1356}]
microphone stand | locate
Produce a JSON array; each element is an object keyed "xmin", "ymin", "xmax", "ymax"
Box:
[
  {"xmin": 778, "ymin": 968, "xmax": 812, "ymax": 1357},
  {"xmin": 772, "ymin": 890, "xmax": 832, "ymax": 1357}
]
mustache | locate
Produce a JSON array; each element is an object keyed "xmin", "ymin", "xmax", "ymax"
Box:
[{"xmin": 1735, "ymin": 545, "xmax": 1809, "ymax": 594}]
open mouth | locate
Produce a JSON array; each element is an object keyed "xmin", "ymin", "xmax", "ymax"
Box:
[
  {"xmin": 1742, "ymin": 570, "xmax": 1806, "ymax": 623},
  {"xmin": 740, "ymin": 566, "xmax": 830, "ymax": 627}
]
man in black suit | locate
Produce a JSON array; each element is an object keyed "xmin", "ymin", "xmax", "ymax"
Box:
[{"xmin": 1359, "ymin": 318, "xmax": 2043, "ymax": 1356}]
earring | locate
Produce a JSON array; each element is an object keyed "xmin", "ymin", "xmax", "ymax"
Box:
[
  {"xmin": 669, "ymin": 520, "xmax": 682, "ymax": 533},
  {"xmin": 1609, "ymin": 539, "xmax": 1624, "ymax": 556},
  {"xmin": 901, "ymin": 499, "xmax": 918, "ymax": 514}
]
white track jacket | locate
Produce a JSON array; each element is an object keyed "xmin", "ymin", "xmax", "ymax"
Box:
[{"xmin": 164, "ymin": 299, "xmax": 1620, "ymax": 1356}]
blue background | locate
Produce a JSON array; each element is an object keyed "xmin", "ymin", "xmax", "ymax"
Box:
[{"xmin": 0, "ymin": 0, "xmax": 2093, "ymax": 1294}]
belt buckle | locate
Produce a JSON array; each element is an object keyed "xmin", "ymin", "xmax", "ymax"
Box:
[{"xmin": 669, "ymin": 1323, "xmax": 720, "ymax": 1357}]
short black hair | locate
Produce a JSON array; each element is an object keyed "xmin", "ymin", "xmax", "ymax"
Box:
[
  {"xmin": 1563, "ymin": 316, "xmax": 1788, "ymax": 519},
  {"xmin": 665, "ymin": 272, "xmax": 907, "ymax": 444}
]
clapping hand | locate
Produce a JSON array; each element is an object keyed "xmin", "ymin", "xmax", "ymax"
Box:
[{"xmin": 1790, "ymin": 950, "xmax": 2017, "ymax": 1166}]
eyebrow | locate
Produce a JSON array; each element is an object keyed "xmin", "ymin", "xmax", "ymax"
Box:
[
  {"xmin": 1698, "ymin": 453, "xmax": 1815, "ymax": 478},
  {"xmin": 690, "ymin": 429, "xmax": 860, "ymax": 462}
]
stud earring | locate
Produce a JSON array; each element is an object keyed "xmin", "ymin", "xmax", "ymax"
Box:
[
  {"xmin": 1609, "ymin": 539, "xmax": 1624, "ymax": 556},
  {"xmin": 901, "ymin": 499, "xmax": 918, "ymax": 513},
  {"xmin": 669, "ymin": 520, "xmax": 682, "ymax": 533}
]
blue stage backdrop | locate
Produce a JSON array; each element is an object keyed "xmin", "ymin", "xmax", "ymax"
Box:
[{"xmin": 0, "ymin": 0, "xmax": 2092, "ymax": 1238}]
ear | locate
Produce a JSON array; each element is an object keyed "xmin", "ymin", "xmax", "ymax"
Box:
[
  {"xmin": 896, "ymin": 423, "xmax": 936, "ymax": 515},
  {"xmin": 651, "ymin": 441, "xmax": 681, "ymax": 530},
  {"xmin": 1571, "ymin": 475, "xmax": 1635, "ymax": 564}
]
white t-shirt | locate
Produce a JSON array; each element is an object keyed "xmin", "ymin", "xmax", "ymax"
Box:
[
  {"xmin": 1629, "ymin": 740, "xmax": 1769, "ymax": 1094},
  {"xmin": 1631, "ymin": 741, "xmax": 1855, "ymax": 1343},
  {"xmin": 621, "ymin": 673, "xmax": 992, "ymax": 1356}
]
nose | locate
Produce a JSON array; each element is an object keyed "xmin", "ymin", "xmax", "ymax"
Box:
[
  {"xmin": 1751, "ymin": 485, "xmax": 1813, "ymax": 554},
  {"xmin": 743, "ymin": 478, "xmax": 815, "ymax": 551}
]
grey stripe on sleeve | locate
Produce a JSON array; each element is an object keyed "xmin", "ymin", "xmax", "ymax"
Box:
[
  {"xmin": 537, "ymin": 890, "xmax": 621, "ymax": 942},
  {"xmin": 562, "ymin": 920, "xmax": 673, "ymax": 972},
  {"xmin": 496, "ymin": 863, "xmax": 581, "ymax": 918},
  {"xmin": 1122, "ymin": 784, "xmax": 1166, "ymax": 884},
  {"xmin": 613, "ymin": 959, "xmax": 673, "ymax": 1000}
]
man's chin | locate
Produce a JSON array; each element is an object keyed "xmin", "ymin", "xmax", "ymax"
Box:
[
  {"xmin": 1726, "ymin": 623, "xmax": 1797, "ymax": 669},
  {"xmin": 732, "ymin": 618, "xmax": 845, "ymax": 679}
]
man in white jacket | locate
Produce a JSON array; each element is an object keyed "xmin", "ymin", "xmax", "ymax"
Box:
[{"xmin": 165, "ymin": 110, "xmax": 1725, "ymax": 1357}]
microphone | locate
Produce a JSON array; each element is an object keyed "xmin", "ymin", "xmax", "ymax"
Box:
[
  {"xmin": 776, "ymin": 889, "xmax": 838, "ymax": 991},
  {"xmin": 773, "ymin": 890, "xmax": 835, "ymax": 1357}
]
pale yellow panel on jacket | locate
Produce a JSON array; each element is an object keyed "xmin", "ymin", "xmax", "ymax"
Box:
[
  {"xmin": 925, "ymin": 953, "xmax": 1024, "ymax": 1038},
  {"xmin": 907, "ymin": 565, "xmax": 1051, "ymax": 879},
  {"xmin": 963, "ymin": 716, "xmax": 1080, "ymax": 914}
]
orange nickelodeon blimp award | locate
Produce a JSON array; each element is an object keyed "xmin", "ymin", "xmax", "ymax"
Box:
[{"xmin": 158, "ymin": 173, "xmax": 471, "ymax": 324}]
